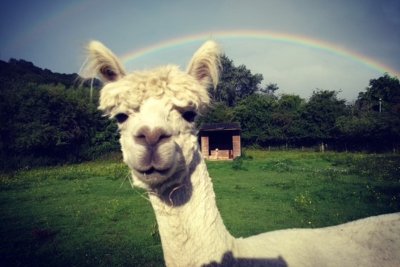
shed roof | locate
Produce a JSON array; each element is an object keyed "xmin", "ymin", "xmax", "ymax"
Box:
[{"xmin": 199, "ymin": 122, "xmax": 241, "ymax": 132}]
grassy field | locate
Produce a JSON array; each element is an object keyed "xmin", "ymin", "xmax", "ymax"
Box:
[{"xmin": 1, "ymin": 150, "xmax": 399, "ymax": 266}]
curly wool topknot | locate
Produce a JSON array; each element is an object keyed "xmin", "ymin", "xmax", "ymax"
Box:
[{"xmin": 98, "ymin": 65, "xmax": 210, "ymax": 117}]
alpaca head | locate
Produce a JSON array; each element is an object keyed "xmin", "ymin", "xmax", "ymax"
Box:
[{"xmin": 82, "ymin": 40, "xmax": 221, "ymax": 192}]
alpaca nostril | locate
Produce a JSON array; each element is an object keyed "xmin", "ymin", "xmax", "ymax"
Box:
[
  {"xmin": 159, "ymin": 134, "xmax": 171, "ymax": 140},
  {"xmin": 150, "ymin": 131, "xmax": 171, "ymax": 145},
  {"xmin": 135, "ymin": 127, "xmax": 171, "ymax": 146}
]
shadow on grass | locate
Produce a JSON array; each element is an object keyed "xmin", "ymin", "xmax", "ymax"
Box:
[{"xmin": 203, "ymin": 251, "xmax": 287, "ymax": 267}]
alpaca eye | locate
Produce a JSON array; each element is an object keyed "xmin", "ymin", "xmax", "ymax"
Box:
[
  {"xmin": 182, "ymin": 111, "xmax": 197, "ymax": 123},
  {"xmin": 100, "ymin": 66, "xmax": 117, "ymax": 81},
  {"xmin": 115, "ymin": 113, "xmax": 128, "ymax": 124}
]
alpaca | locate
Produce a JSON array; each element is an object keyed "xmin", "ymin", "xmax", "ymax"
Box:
[{"xmin": 81, "ymin": 40, "xmax": 400, "ymax": 267}]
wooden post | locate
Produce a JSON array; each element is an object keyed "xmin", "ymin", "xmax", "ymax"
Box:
[
  {"xmin": 232, "ymin": 135, "xmax": 241, "ymax": 158},
  {"xmin": 201, "ymin": 136, "xmax": 209, "ymax": 159}
]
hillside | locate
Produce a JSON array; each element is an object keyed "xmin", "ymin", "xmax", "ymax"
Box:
[
  {"xmin": 0, "ymin": 58, "xmax": 101, "ymax": 89},
  {"xmin": 0, "ymin": 59, "xmax": 117, "ymax": 171}
]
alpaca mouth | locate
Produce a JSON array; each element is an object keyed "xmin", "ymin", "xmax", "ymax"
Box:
[
  {"xmin": 144, "ymin": 167, "xmax": 157, "ymax": 175},
  {"xmin": 135, "ymin": 167, "xmax": 171, "ymax": 186},
  {"xmin": 144, "ymin": 167, "xmax": 168, "ymax": 176},
  {"xmin": 129, "ymin": 143, "xmax": 185, "ymax": 188}
]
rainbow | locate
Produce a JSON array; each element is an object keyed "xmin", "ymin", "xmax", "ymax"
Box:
[{"xmin": 120, "ymin": 30, "xmax": 400, "ymax": 77}]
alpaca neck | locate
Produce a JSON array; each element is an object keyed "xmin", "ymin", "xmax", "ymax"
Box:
[{"xmin": 148, "ymin": 151, "xmax": 235, "ymax": 266}]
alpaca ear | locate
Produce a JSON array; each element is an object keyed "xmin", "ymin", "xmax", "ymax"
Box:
[
  {"xmin": 81, "ymin": 40, "xmax": 126, "ymax": 83},
  {"xmin": 187, "ymin": 40, "xmax": 221, "ymax": 89}
]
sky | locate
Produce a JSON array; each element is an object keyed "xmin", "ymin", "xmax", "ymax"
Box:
[{"xmin": 1, "ymin": 0, "xmax": 399, "ymax": 101}]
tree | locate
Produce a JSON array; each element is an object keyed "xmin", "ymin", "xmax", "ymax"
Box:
[
  {"xmin": 339, "ymin": 74, "xmax": 400, "ymax": 151},
  {"xmin": 271, "ymin": 94, "xmax": 305, "ymax": 145},
  {"xmin": 197, "ymin": 102, "xmax": 234, "ymax": 125},
  {"xmin": 213, "ymin": 55, "xmax": 263, "ymax": 106},
  {"xmin": 260, "ymin": 83, "xmax": 279, "ymax": 96},
  {"xmin": 233, "ymin": 94, "xmax": 276, "ymax": 145},
  {"xmin": 0, "ymin": 59, "xmax": 118, "ymax": 170},
  {"xmin": 356, "ymin": 74, "xmax": 400, "ymax": 114},
  {"xmin": 301, "ymin": 90, "xmax": 347, "ymax": 142}
]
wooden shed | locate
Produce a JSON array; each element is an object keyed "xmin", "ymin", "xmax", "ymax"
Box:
[{"xmin": 199, "ymin": 123, "xmax": 241, "ymax": 160}]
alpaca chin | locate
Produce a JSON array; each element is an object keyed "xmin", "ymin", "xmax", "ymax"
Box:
[{"xmin": 129, "ymin": 146, "xmax": 188, "ymax": 193}]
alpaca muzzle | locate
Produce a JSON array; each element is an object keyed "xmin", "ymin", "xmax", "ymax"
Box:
[{"xmin": 131, "ymin": 126, "xmax": 177, "ymax": 186}]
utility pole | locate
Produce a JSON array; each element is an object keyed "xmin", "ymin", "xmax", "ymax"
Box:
[{"xmin": 90, "ymin": 78, "xmax": 94, "ymax": 103}]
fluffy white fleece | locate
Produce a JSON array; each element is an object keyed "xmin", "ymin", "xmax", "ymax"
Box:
[{"xmin": 81, "ymin": 39, "xmax": 400, "ymax": 267}]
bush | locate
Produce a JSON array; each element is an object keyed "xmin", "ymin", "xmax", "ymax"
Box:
[
  {"xmin": 0, "ymin": 82, "xmax": 120, "ymax": 171},
  {"xmin": 232, "ymin": 156, "xmax": 247, "ymax": 170}
]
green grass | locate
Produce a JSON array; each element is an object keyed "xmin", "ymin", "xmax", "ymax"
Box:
[{"xmin": 1, "ymin": 150, "xmax": 399, "ymax": 266}]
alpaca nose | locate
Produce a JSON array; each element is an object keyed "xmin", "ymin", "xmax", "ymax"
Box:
[{"xmin": 135, "ymin": 126, "xmax": 171, "ymax": 146}]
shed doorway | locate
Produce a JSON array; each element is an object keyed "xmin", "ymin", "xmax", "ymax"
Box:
[{"xmin": 199, "ymin": 123, "xmax": 241, "ymax": 160}]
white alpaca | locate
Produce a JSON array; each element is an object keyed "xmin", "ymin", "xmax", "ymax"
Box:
[{"xmin": 81, "ymin": 40, "xmax": 400, "ymax": 267}]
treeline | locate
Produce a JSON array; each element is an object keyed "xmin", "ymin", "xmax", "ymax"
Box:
[
  {"xmin": 199, "ymin": 55, "xmax": 400, "ymax": 152},
  {"xmin": 0, "ymin": 57, "xmax": 399, "ymax": 170},
  {"xmin": 0, "ymin": 59, "xmax": 118, "ymax": 170}
]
